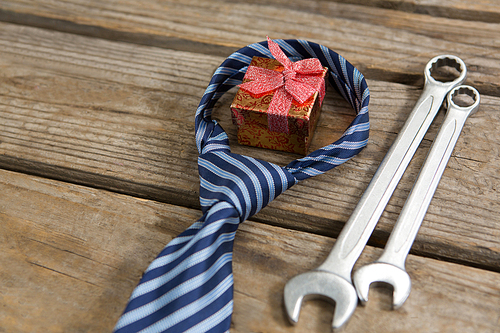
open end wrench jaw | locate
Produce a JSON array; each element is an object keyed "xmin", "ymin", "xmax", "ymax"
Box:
[
  {"xmin": 284, "ymin": 270, "xmax": 358, "ymax": 331},
  {"xmin": 352, "ymin": 262, "xmax": 411, "ymax": 310}
]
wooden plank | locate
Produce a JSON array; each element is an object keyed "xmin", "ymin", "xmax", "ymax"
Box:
[
  {"xmin": 0, "ymin": 169, "xmax": 499, "ymax": 332},
  {"xmin": 278, "ymin": 0, "xmax": 500, "ymax": 23},
  {"xmin": 1, "ymin": 0, "xmax": 500, "ymax": 96},
  {"xmin": 1, "ymin": 22, "xmax": 499, "ymax": 271}
]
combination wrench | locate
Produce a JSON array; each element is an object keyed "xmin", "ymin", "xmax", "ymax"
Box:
[
  {"xmin": 353, "ymin": 85, "xmax": 480, "ymax": 309},
  {"xmin": 284, "ymin": 55, "xmax": 466, "ymax": 330}
]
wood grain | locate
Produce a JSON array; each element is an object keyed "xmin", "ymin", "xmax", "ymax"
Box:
[
  {"xmin": 1, "ymin": 0, "xmax": 500, "ymax": 96},
  {"xmin": 1, "ymin": 169, "xmax": 499, "ymax": 333},
  {"xmin": 1, "ymin": 22, "xmax": 499, "ymax": 272},
  {"xmin": 1, "ymin": 1, "xmax": 499, "ymax": 332}
]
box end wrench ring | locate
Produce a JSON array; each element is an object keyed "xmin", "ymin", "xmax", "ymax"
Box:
[
  {"xmin": 284, "ymin": 55, "xmax": 466, "ymax": 331},
  {"xmin": 352, "ymin": 85, "xmax": 480, "ymax": 309}
]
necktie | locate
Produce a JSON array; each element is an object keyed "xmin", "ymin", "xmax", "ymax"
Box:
[{"xmin": 114, "ymin": 38, "xmax": 370, "ymax": 333}]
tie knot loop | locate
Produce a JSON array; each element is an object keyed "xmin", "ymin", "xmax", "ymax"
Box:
[
  {"xmin": 195, "ymin": 38, "xmax": 370, "ymax": 181},
  {"xmin": 198, "ymin": 151, "xmax": 297, "ymax": 221}
]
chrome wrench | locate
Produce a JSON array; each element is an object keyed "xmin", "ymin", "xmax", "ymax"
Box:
[
  {"xmin": 284, "ymin": 55, "xmax": 467, "ymax": 330},
  {"xmin": 352, "ymin": 85, "xmax": 480, "ymax": 309}
]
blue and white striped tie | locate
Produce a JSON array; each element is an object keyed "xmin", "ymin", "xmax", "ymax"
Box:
[{"xmin": 114, "ymin": 38, "xmax": 370, "ymax": 333}]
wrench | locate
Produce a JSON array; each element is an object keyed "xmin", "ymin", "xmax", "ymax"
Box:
[
  {"xmin": 352, "ymin": 85, "xmax": 480, "ymax": 309},
  {"xmin": 284, "ymin": 55, "xmax": 466, "ymax": 330}
]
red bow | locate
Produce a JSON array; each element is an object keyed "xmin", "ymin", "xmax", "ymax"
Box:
[{"xmin": 239, "ymin": 36, "xmax": 326, "ymax": 133}]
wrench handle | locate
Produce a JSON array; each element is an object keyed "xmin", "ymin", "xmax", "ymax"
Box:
[
  {"xmin": 379, "ymin": 96, "xmax": 477, "ymax": 268},
  {"xmin": 319, "ymin": 84, "xmax": 451, "ymax": 280}
]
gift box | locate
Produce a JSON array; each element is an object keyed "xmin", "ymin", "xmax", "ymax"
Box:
[{"xmin": 230, "ymin": 47, "xmax": 328, "ymax": 155}]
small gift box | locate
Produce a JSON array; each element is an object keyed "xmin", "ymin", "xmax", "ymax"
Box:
[{"xmin": 230, "ymin": 38, "xmax": 328, "ymax": 155}]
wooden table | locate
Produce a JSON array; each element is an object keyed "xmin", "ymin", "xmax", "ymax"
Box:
[{"xmin": 1, "ymin": 1, "xmax": 499, "ymax": 332}]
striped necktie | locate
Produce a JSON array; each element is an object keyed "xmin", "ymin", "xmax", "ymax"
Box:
[{"xmin": 114, "ymin": 38, "xmax": 370, "ymax": 333}]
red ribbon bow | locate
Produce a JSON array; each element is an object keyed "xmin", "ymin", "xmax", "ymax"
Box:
[{"xmin": 239, "ymin": 36, "xmax": 326, "ymax": 133}]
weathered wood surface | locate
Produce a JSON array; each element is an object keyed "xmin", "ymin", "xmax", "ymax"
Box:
[
  {"xmin": 1, "ymin": 0, "xmax": 500, "ymax": 96},
  {"xmin": 1, "ymin": 169, "xmax": 499, "ymax": 333},
  {"xmin": 0, "ymin": 0, "xmax": 499, "ymax": 331},
  {"xmin": 1, "ymin": 22, "xmax": 499, "ymax": 273}
]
